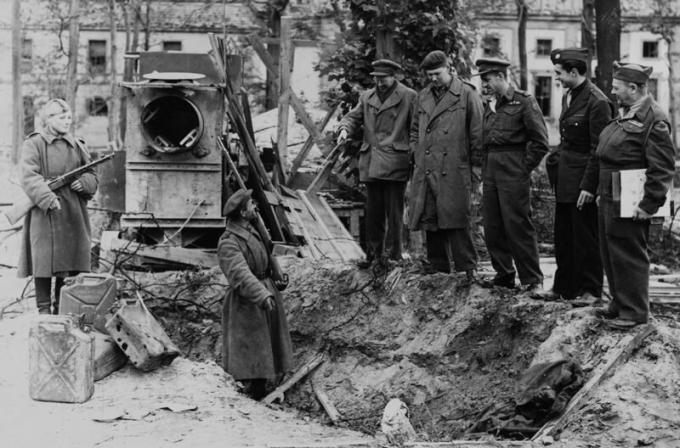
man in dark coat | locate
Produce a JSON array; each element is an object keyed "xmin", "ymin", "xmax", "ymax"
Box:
[
  {"xmin": 536, "ymin": 48, "xmax": 615, "ymax": 303},
  {"xmin": 218, "ymin": 189, "xmax": 293, "ymax": 398},
  {"xmin": 408, "ymin": 50, "xmax": 484, "ymax": 278},
  {"xmin": 338, "ymin": 59, "xmax": 417, "ymax": 268},
  {"xmin": 475, "ymin": 58, "xmax": 550, "ymax": 293},
  {"xmin": 18, "ymin": 99, "xmax": 98, "ymax": 314},
  {"xmin": 593, "ymin": 62, "xmax": 675, "ymax": 330}
]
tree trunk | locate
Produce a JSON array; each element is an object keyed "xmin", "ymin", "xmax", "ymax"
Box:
[
  {"xmin": 265, "ymin": 11, "xmax": 282, "ymax": 110},
  {"xmin": 65, "ymin": 0, "xmax": 80, "ymax": 126},
  {"xmin": 516, "ymin": 0, "xmax": 528, "ymax": 90},
  {"xmin": 582, "ymin": 0, "xmax": 595, "ymax": 79},
  {"xmin": 594, "ymin": 0, "xmax": 621, "ymax": 99},
  {"xmin": 375, "ymin": 0, "xmax": 398, "ymax": 60},
  {"xmin": 144, "ymin": 0, "xmax": 151, "ymax": 51},
  {"xmin": 108, "ymin": 0, "xmax": 120, "ymax": 149},
  {"xmin": 11, "ymin": 0, "xmax": 22, "ymax": 164},
  {"xmin": 665, "ymin": 36, "xmax": 677, "ymax": 145}
]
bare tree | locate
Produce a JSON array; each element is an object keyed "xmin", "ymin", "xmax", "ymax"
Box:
[
  {"xmin": 594, "ymin": 0, "xmax": 621, "ymax": 99},
  {"xmin": 66, "ymin": 0, "xmax": 80, "ymax": 121},
  {"xmin": 12, "ymin": 0, "xmax": 22, "ymax": 164},
  {"xmin": 108, "ymin": 0, "xmax": 121, "ymax": 149},
  {"xmin": 582, "ymin": 0, "xmax": 595, "ymax": 79},
  {"xmin": 264, "ymin": 0, "xmax": 290, "ymax": 110},
  {"xmin": 515, "ymin": 0, "xmax": 528, "ymax": 90}
]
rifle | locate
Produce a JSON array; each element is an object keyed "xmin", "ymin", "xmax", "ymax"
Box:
[
  {"xmin": 218, "ymin": 139, "xmax": 289, "ymax": 291},
  {"xmin": 3, "ymin": 153, "xmax": 115, "ymax": 225}
]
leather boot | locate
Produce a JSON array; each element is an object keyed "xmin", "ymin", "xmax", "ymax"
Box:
[{"xmin": 34, "ymin": 277, "xmax": 52, "ymax": 315}]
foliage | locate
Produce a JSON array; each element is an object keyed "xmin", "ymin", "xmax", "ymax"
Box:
[{"xmin": 317, "ymin": 0, "xmax": 477, "ymax": 106}]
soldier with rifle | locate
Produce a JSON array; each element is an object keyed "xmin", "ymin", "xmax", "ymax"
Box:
[{"xmin": 17, "ymin": 99, "xmax": 100, "ymax": 314}]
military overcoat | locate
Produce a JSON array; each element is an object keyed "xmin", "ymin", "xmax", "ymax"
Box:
[
  {"xmin": 218, "ymin": 221, "xmax": 293, "ymax": 380},
  {"xmin": 339, "ymin": 81, "xmax": 417, "ymax": 182},
  {"xmin": 17, "ymin": 131, "xmax": 98, "ymax": 278},
  {"xmin": 408, "ymin": 78, "xmax": 484, "ymax": 230}
]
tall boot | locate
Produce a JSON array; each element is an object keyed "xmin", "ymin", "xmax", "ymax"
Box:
[
  {"xmin": 34, "ymin": 277, "xmax": 52, "ymax": 315},
  {"xmin": 54, "ymin": 277, "xmax": 66, "ymax": 315}
]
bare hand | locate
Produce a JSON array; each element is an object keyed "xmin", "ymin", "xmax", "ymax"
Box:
[
  {"xmin": 262, "ymin": 296, "xmax": 275, "ymax": 312},
  {"xmin": 49, "ymin": 197, "xmax": 61, "ymax": 211},
  {"xmin": 71, "ymin": 180, "xmax": 84, "ymax": 192},
  {"xmin": 336, "ymin": 129, "xmax": 348, "ymax": 145},
  {"xmin": 632, "ymin": 206, "xmax": 653, "ymax": 220},
  {"xmin": 576, "ymin": 190, "xmax": 594, "ymax": 210}
]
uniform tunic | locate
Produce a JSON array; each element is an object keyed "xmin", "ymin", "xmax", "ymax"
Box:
[
  {"xmin": 595, "ymin": 95, "xmax": 675, "ymax": 323},
  {"xmin": 408, "ymin": 78, "xmax": 484, "ymax": 272},
  {"xmin": 218, "ymin": 221, "xmax": 293, "ymax": 380},
  {"xmin": 481, "ymin": 86, "xmax": 549, "ymax": 285},
  {"xmin": 17, "ymin": 131, "xmax": 98, "ymax": 278},
  {"xmin": 339, "ymin": 81, "xmax": 417, "ymax": 260},
  {"xmin": 552, "ymin": 79, "xmax": 614, "ymax": 299}
]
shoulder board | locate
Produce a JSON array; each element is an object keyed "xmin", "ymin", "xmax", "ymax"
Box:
[
  {"xmin": 461, "ymin": 80, "xmax": 477, "ymax": 91},
  {"xmin": 26, "ymin": 131, "xmax": 42, "ymax": 140},
  {"xmin": 627, "ymin": 119, "xmax": 644, "ymax": 128},
  {"xmin": 508, "ymin": 99, "xmax": 523, "ymax": 106},
  {"xmin": 514, "ymin": 89, "xmax": 530, "ymax": 97}
]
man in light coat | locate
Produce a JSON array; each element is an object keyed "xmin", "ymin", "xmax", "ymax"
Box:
[
  {"xmin": 408, "ymin": 50, "xmax": 484, "ymax": 279},
  {"xmin": 18, "ymin": 99, "xmax": 98, "ymax": 314},
  {"xmin": 338, "ymin": 59, "xmax": 417, "ymax": 268}
]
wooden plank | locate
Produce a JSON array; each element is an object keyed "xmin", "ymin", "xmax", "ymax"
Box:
[
  {"xmin": 277, "ymin": 16, "xmax": 292, "ymax": 170},
  {"xmin": 299, "ymin": 191, "xmax": 345, "ymax": 261},
  {"xmin": 307, "ymin": 143, "xmax": 343, "ymax": 194},
  {"xmin": 316, "ymin": 194, "xmax": 365, "ymax": 260},
  {"xmin": 531, "ymin": 324, "xmax": 656, "ymax": 440},
  {"xmin": 288, "ymin": 106, "xmax": 337, "ymax": 185},
  {"xmin": 406, "ymin": 442, "xmax": 529, "ymax": 448},
  {"xmin": 263, "ymin": 353, "xmax": 324, "ymax": 405},
  {"xmin": 285, "ymin": 197, "xmax": 321, "ymax": 259},
  {"xmin": 102, "ymin": 235, "xmax": 217, "ymax": 268},
  {"xmin": 268, "ymin": 444, "xmax": 374, "ymax": 448},
  {"xmin": 311, "ymin": 373, "xmax": 342, "ymax": 425}
]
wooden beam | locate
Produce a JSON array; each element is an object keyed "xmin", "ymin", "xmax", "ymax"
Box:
[
  {"xmin": 262, "ymin": 353, "xmax": 324, "ymax": 405},
  {"xmin": 311, "ymin": 373, "xmax": 342, "ymax": 425},
  {"xmin": 288, "ymin": 105, "xmax": 337, "ymax": 185},
  {"xmin": 277, "ymin": 16, "xmax": 292, "ymax": 171},
  {"xmin": 531, "ymin": 324, "xmax": 656, "ymax": 440},
  {"xmin": 307, "ymin": 143, "xmax": 343, "ymax": 194},
  {"xmin": 101, "ymin": 233, "xmax": 217, "ymax": 268}
]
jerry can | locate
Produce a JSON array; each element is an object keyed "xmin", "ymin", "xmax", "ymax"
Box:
[
  {"xmin": 59, "ymin": 273, "xmax": 118, "ymax": 333},
  {"xmin": 29, "ymin": 315, "xmax": 95, "ymax": 403}
]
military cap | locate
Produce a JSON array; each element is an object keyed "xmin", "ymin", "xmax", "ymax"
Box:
[
  {"xmin": 370, "ymin": 59, "xmax": 402, "ymax": 76},
  {"xmin": 223, "ymin": 188, "xmax": 253, "ymax": 216},
  {"xmin": 420, "ymin": 50, "xmax": 449, "ymax": 71},
  {"xmin": 550, "ymin": 48, "xmax": 589, "ymax": 65},
  {"xmin": 613, "ymin": 61, "xmax": 653, "ymax": 84},
  {"xmin": 43, "ymin": 98, "xmax": 71, "ymax": 117},
  {"xmin": 474, "ymin": 57, "xmax": 511, "ymax": 76}
]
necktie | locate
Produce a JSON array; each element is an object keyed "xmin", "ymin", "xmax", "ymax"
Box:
[{"xmin": 566, "ymin": 91, "xmax": 572, "ymax": 108}]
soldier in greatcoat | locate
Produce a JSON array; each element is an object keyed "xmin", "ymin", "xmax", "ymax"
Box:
[
  {"xmin": 535, "ymin": 48, "xmax": 615, "ymax": 303},
  {"xmin": 337, "ymin": 59, "xmax": 417, "ymax": 268},
  {"xmin": 475, "ymin": 58, "xmax": 549, "ymax": 293},
  {"xmin": 593, "ymin": 62, "xmax": 675, "ymax": 330},
  {"xmin": 408, "ymin": 50, "xmax": 484, "ymax": 279},
  {"xmin": 17, "ymin": 99, "xmax": 98, "ymax": 314},
  {"xmin": 217, "ymin": 189, "xmax": 293, "ymax": 398}
]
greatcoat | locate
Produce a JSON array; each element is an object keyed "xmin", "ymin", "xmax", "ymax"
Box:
[
  {"xmin": 408, "ymin": 77, "xmax": 484, "ymax": 230},
  {"xmin": 17, "ymin": 131, "xmax": 98, "ymax": 278},
  {"xmin": 339, "ymin": 81, "xmax": 417, "ymax": 182},
  {"xmin": 218, "ymin": 221, "xmax": 293, "ymax": 380}
]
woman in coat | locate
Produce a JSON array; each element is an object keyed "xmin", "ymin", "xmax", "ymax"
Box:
[
  {"xmin": 17, "ymin": 99, "xmax": 98, "ymax": 314},
  {"xmin": 217, "ymin": 189, "xmax": 293, "ymax": 399}
]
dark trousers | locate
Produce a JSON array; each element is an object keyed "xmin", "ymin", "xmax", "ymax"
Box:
[
  {"xmin": 482, "ymin": 152, "xmax": 543, "ymax": 285},
  {"xmin": 552, "ymin": 202, "xmax": 603, "ymax": 299},
  {"xmin": 34, "ymin": 277, "xmax": 66, "ymax": 314},
  {"xmin": 599, "ymin": 199, "xmax": 650, "ymax": 323},
  {"xmin": 426, "ymin": 228, "xmax": 477, "ymax": 273},
  {"xmin": 365, "ymin": 180, "xmax": 406, "ymax": 260}
]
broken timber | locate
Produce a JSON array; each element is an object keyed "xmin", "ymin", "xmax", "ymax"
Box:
[
  {"xmin": 531, "ymin": 323, "xmax": 656, "ymax": 441},
  {"xmin": 262, "ymin": 353, "xmax": 325, "ymax": 405},
  {"xmin": 311, "ymin": 372, "xmax": 342, "ymax": 425}
]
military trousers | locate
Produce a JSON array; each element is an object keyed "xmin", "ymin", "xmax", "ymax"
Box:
[
  {"xmin": 482, "ymin": 151, "xmax": 543, "ymax": 285},
  {"xmin": 598, "ymin": 199, "xmax": 650, "ymax": 323},
  {"xmin": 552, "ymin": 202, "xmax": 603, "ymax": 299},
  {"xmin": 364, "ymin": 180, "xmax": 406, "ymax": 261},
  {"xmin": 425, "ymin": 228, "xmax": 477, "ymax": 273}
]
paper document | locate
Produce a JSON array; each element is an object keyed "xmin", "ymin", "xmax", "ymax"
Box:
[{"xmin": 615, "ymin": 169, "xmax": 672, "ymax": 218}]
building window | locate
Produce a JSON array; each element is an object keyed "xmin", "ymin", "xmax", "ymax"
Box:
[
  {"xmin": 23, "ymin": 96, "xmax": 35, "ymax": 135},
  {"xmin": 86, "ymin": 96, "xmax": 108, "ymax": 116},
  {"xmin": 163, "ymin": 41, "xmax": 182, "ymax": 51},
  {"xmin": 648, "ymin": 78, "xmax": 658, "ymax": 100},
  {"xmin": 21, "ymin": 38, "xmax": 33, "ymax": 72},
  {"xmin": 536, "ymin": 39, "xmax": 553, "ymax": 57},
  {"xmin": 642, "ymin": 41, "xmax": 659, "ymax": 58},
  {"xmin": 88, "ymin": 40, "xmax": 107, "ymax": 75},
  {"xmin": 482, "ymin": 35, "xmax": 501, "ymax": 57},
  {"xmin": 534, "ymin": 76, "xmax": 552, "ymax": 116}
]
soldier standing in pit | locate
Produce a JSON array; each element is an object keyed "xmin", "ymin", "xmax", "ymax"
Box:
[
  {"xmin": 593, "ymin": 62, "xmax": 675, "ymax": 330},
  {"xmin": 475, "ymin": 58, "xmax": 549, "ymax": 294},
  {"xmin": 408, "ymin": 50, "xmax": 484, "ymax": 279},
  {"xmin": 535, "ymin": 48, "xmax": 615, "ymax": 304},
  {"xmin": 337, "ymin": 59, "xmax": 417, "ymax": 268}
]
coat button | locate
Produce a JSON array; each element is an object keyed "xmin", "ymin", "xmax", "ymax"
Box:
[
  {"xmin": 426, "ymin": 169, "xmax": 431, "ymax": 174},
  {"xmin": 425, "ymin": 150, "xmax": 430, "ymax": 155},
  {"xmin": 442, "ymin": 171, "xmax": 447, "ymax": 176},
  {"xmin": 426, "ymin": 127, "xmax": 431, "ymax": 133},
  {"xmin": 443, "ymin": 152, "xmax": 448, "ymax": 156}
]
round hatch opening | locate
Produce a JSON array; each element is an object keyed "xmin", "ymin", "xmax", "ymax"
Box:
[{"xmin": 141, "ymin": 95, "xmax": 204, "ymax": 154}]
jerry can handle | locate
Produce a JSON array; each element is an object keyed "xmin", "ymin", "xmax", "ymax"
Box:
[
  {"xmin": 135, "ymin": 291, "xmax": 153, "ymax": 326},
  {"xmin": 78, "ymin": 273, "xmax": 110, "ymax": 284}
]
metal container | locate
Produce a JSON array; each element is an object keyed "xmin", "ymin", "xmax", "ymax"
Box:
[
  {"xmin": 59, "ymin": 273, "xmax": 118, "ymax": 333},
  {"xmin": 29, "ymin": 315, "xmax": 94, "ymax": 403}
]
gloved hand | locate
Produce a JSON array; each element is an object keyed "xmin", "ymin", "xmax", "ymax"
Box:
[
  {"xmin": 262, "ymin": 296, "xmax": 275, "ymax": 312},
  {"xmin": 49, "ymin": 197, "xmax": 61, "ymax": 211},
  {"xmin": 336, "ymin": 129, "xmax": 348, "ymax": 145}
]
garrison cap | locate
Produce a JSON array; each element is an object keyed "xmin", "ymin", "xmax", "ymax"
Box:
[
  {"xmin": 550, "ymin": 48, "xmax": 589, "ymax": 65},
  {"xmin": 370, "ymin": 59, "xmax": 402, "ymax": 77},
  {"xmin": 420, "ymin": 50, "xmax": 449, "ymax": 71},
  {"xmin": 474, "ymin": 57, "xmax": 511, "ymax": 76},
  {"xmin": 223, "ymin": 188, "xmax": 253, "ymax": 216},
  {"xmin": 613, "ymin": 61, "xmax": 653, "ymax": 84},
  {"xmin": 43, "ymin": 98, "xmax": 71, "ymax": 117}
]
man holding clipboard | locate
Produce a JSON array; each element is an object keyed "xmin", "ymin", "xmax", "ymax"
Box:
[{"xmin": 594, "ymin": 62, "xmax": 675, "ymax": 330}]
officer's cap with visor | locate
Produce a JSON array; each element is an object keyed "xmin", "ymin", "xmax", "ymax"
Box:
[
  {"xmin": 370, "ymin": 59, "xmax": 402, "ymax": 77},
  {"xmin": 474, "ymin": 57, "xmax": 511, "ymax": 76}
]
